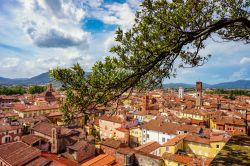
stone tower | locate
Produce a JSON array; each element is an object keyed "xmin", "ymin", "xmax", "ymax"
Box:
[
  {"xmin": 144, "ymin": 95, "xmax": 150, "ymax": 114},
  {"xmin": 178, "ymin": 87, "xmax": 184, "ymax": 99},
  {"xmin": 51, "ymin": 128, "xmax": 58, "ymax": 153},
  {"xmin": 196, "ymin": 81, "xmax": 202, "ymax": 108},
  {"xmin": 47, "ymin": 83, "xmax": 54, "ymax": 92},
  {"xmin": 45, "ymin": 83, "xmax": 56, "ymax": 103}
]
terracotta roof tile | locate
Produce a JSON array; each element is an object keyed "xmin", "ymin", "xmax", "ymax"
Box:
[
  {"xmin": 141, "ymin": 119, "xmax": 200, "ymax": 135},
  {"xmin": 162, "ymin": 134, "xmax": 187, "ymax": 146},
  {"xmin": 32, "ymin": 122, "xmax": 59, "ymax": 137},
  {"xmin": 162, "ymin": 153, "xmax": 194, "ymax": 164},
  {"xmin": 117, "ymin": 147, "xmax": 135, "ymax": 155},
  {"xmin": 0, "ymin": 123, "xmax": 21, "ymax": 132},
  {"xmin": 67, "ymin": 140, "xmax": 89, "ymax": 151},
  {"xmin": 135, "ymin": 141, "xmax": 160, "ymax": 154},
  {"xmin": 25, "ymin": 157, "xmax": 52, "ymax": 166},
  {"xmin": 101, "ymin": 139, "xmax": 123, "ymax": 149},
  {"xmin": 81, "ymin": 154, "xmax": 116, "ymax": 166},
  {"xmin": 100, "ymin": 115, "xmax": 126, "ymax": 124},
  {"xmin": 22, "ymin": 134, "xmax": 43, "ymax": 145},
  {"xmin": 0, "ymin": 141, "xmax": 41, "ymax": 166}
]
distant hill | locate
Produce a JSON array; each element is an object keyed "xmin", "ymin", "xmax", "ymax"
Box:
[
  {"xmin": 162, "ymin": 83, "xmax": 194, "ymax": 88},
  {"xmin": 0, "ymin": 72, "xmax": 52, "ymax": 85},
  {"xmin": 164, "ymin": 80, "xmax": 250, "ymax": 89},
  {"xmin": 212, "ymin": 80, "xmax": 250, "ymax": 89},
  {"xmin": 1, "ymin": 72, "xmax": 250, "ymax": 89},
  {"xmin": 0, "ymin": 72, "xmax": 92, "ymax": 86}
]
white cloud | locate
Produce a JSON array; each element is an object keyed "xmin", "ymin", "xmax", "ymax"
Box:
[
  {"xmin": 103, "ymin": 3, "xmax": 135, "ymax": 29},
  {"xmin": 231, "ymin": 68, "xmax": 249, "ymax": 80},
  {"xmin": 83, "ymin": 0, "xmax": 104, "ymax": 8},
  {"xmin": 16, "ymin": 0, "xmax": 89, "ymax": 49},
  {"xmin": 0, "ymin": 57, "xmax": 20, "ymax": 68},
  {"xmin": 0, "ymin": 48, "xmax": 94, "ymax": 78},
  {"xmin": 240, "ymin": 57, "xmax": 250, "ymax": 64},
  {"xmin": 0, "ymin": 0, "xmax": 97, "ymax": 78},
  {"xmin": 86, "ymin": 2, "xmax": 135, "ymax": 30}
]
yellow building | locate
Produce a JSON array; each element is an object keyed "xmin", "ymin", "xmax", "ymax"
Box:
[
  {"xmin": 162, "ymin": 152, "xmax": 211, "ymax": 166},
  {"xmin": 14, "ymin": 104, "xmax": 59, "ymax": 118},
  {"xmin": 160, "ymin": 134, "xmax": 228, "ymax": 159},
  {"xmin": 160, "ymin": 134, "xmax": 186, "ymax": 156},
  {"xmin": 177, "ymin": 109, "xmax": 210, "ymax": 121},
  {"xmin": 129, "ymin": 126, "xmax": 142, "ymax": 147},
  {"xmin": 162, "ymin": 152, "xmax": 195, "ymax": 166},
  {"xmin": 184, "ymin": 135, "xmax": 227, "ymax": 158}
]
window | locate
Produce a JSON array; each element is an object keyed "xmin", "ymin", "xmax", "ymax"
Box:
[
  {"xmin": 5, "ymin": 137, "xmax": 11, "ymax": 143},
  {"xmin": 146, "ymin": 134, "xmax": 149, "ymax": 138},
  {"xmin": 166, "ymin": 146, "xmax": 169, "ymax": 151},
  {"xmin": 162, "ymin": 137, "xmax": 165, "ymax": 143},
  {"xmin": 216, "ymin": 145, "xmax": 220, "ymax": 148}
]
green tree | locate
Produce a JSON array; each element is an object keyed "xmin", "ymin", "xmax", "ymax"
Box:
[
  {"xmin": 0, "ymin": 86, "xmax": 26, "ymax": 95},
  {"xmin": 28, "ymin": 85, "xmax": 46, "ymax": 94},
  {"xmin": 50, "ymin": 0, "xmax": 250, "ymax": 120}
]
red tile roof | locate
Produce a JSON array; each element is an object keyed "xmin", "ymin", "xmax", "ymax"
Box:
[
  {"xmin": 67, "ymin": 140, "xmax": 89, "ymax": 151},
  {"xmin": 141, "ymin": 119, "xmax": 200, "ymax": 135},
  {"xmin": 162, "ymin": 134, "xmax": 187, "ymax": 146},
  {"xmin": 15, "ymin": 104, "xmax": 59, "ymax": 112},
  {"xmin": 162, "ymin": 153, "xmax": 195, "ymax": 164},
  {"xmin": 0, "ymin": 141, "xmax": 41, "ymax": 166},
  {"xmin": 135, "ymin": 141, "xmax": 160, "ymax": 154},
  {"xmin": 100, "ymin": 115, "xmax": 125, "ymax": 124},
  {"xmin": 0, "ymin": 124, "xmax": 21, "ymax": 132},
  {"xmin": 42, "ymin": 152, "xmax": 78, "ymax": 166},
  {"xmin": 101, "ymin": 138, "xmax": 123, "ymax": 149},
  {"xmin": 81, "ymin": 154, "xmax": 116, "ymax": 166},
  {"xmin": 21, "ymin": 134, "xmax": 44, "ymax": 145}
]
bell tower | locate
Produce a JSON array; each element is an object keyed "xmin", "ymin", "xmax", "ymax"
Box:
[
  {"xmin": 51, "ymin": 128, "xmax": 59, "ymax": 153},
  {"xmin": 196, "ymin": 81, "xmax": 202, "ymax": 108},
  {"xmin": 178, "ymin": 87, "xmax": 184, "ymax": 99},
  {"xmin": 47, "ymin": 83, "xmax": 54, "ymax": 92}
]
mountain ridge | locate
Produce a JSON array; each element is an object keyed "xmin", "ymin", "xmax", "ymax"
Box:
[
  {"xmin": 0, "ymin": 72, "xmax": 52, "ymax": 85},
  {"xmin": 164, "ymin": 80, "xmax": 250, "ymax": 89},
  {"xmin": 0, "ymin": 72, "xmax": 250, "ymax": 88},
  {"xmin": 0, "ymin": 72, "xmax": 92, "ymax": 86}
]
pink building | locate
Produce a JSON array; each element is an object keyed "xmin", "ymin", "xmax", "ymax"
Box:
[{"xmin": 99, "ymin": 114, "xmax": 137, "ymax": 144}]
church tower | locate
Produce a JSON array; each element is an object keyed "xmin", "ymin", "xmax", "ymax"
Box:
[
  {"xmin": 47, "ymin": 83, "xmax": 54, "ymax": 92},
  {"xmin": 178, "ymin": 87, "xmax": 184, "ymax": 99},
  {"xmin": 196, "ymin": 81, "xmax": 202, "ymax": 108},
  {"xmin": 51, "ymin": 128, "xmax": 59, "ymax": 153}
]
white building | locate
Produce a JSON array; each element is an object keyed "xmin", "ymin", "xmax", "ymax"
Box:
[
  {"xmin": 141, "ymin": 119, "xmax": 200, "ymax": 145},
  {"xmin": 178, "ymin": 87, "xmax": 184, "ymax": 99}
]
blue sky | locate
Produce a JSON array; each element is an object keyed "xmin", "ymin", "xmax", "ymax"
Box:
[{"xmin": 0, "ymin": 0, "xmax": 249, "ymax": 84}]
